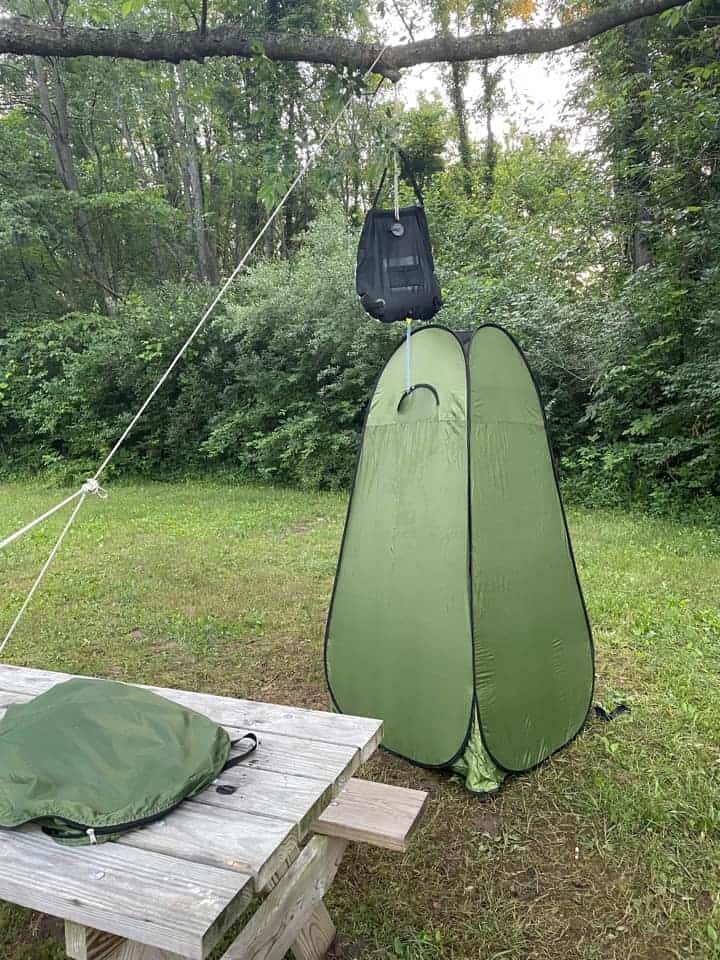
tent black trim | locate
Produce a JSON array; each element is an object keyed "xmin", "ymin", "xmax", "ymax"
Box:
[
  {"xmin": 324, "ymin": 323, "xmax": 474, "ymax": 771},
  {"xmin": 470, "ymin": 323, "xmax": 595, "ymax": 775},
  {"xmin": 324, "ymin": 323, "xmax": 595, "ymax": 780}
]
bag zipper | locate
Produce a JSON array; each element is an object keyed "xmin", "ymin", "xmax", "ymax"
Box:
[
  {"xmin": 41, "ymin": 735, "xmax": 258, "ymax": 841},
  {"xmin": 42, "ymin": 804, "xmax": 181, "ymax": 841}
]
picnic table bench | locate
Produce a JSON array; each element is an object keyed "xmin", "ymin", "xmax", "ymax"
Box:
[{"xmin": 0, "ymin": 664, "xmax": 427, "ymax": 960}]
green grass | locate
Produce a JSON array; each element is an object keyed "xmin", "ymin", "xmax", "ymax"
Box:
[{"xmin": 1, "ymin": 480, "xmax": 719, "ymax": 960}]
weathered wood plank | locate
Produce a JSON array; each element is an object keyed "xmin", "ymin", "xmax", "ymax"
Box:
[
  {"xmin": 0, "ymin": 827, "xmax": 251, "ymax": 960},
  {"xmin": 66, "ymin": 923, "xmax": 187, "ymax": 960},
  {"xmin": 313, "ymin": 779, "xmax": 427, "ymax": 853},
  {"xmin": 143, "ymin": 686, "xmax": 381, "ymax": 762},
  {"xmin": 110, "ymin": 945, "xmax": 184, "ymax": 960},
  {"xmin": 194, "ymin": 764, "xmax": 332, "ymax": 835},
  {"xmin": 0, "ymin": 665, "xmax": 383, "ymax": 759},
  {"xmin": 220, "ymin": 836, "xmax": 348, "ymax": 960},
  {"xmin": 110, "ymin": 944, "xmax": 186, "ymax": 960},
  {"xmin": 150, "ymin": 687, "xmax": 382, "ymax": 762},
  {"xmin": 0, "ymin": 667, "xmax": 382, "ymax": 960},
  {"xmin": 0, "ymin": 689, "xmax": 22, "ymax": 708},
  {"xmin": 65, "ymin": 922, "xmax": 125, "ymax": 960},
  {"xmin": 235, "ymin": 730, "xmax": 360, "ymax": 789},
  {"xmin": 290, "ymin": 903, "xmax": 337, "ymax": 960},
  {"xmin": 115, "ymin": 803, "xmax": 297, "ymax": 892},
  {"xmin": 62, "ymin": 858, "xmax": 341, "ymax": 960}
]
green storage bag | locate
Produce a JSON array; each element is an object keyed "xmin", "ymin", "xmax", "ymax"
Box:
[{"xmin": 0, "ymin": 677, "xmax": 257, "ymax": 844}]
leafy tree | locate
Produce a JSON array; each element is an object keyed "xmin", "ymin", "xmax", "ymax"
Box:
[
  {"xmin": 1, "ymin": 0, "xmax": 719, "ymax": 504},
  {"xmin": 567, "ymin": 2, "xmax": 720, "ymax": 499}
]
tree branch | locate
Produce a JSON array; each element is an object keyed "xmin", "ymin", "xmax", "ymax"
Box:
[{"xmin": 0, "ymin": 0, "xmax": 695, "ymax": 75}]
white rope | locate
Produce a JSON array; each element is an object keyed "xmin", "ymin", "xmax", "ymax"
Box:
[
  {"xmin": 405, "ymin": 319, "xmax": 412, "ymax": 393},
  {"xmin": 0, "ymin": 44, "xmax": 390, "ymax": 651},
  {"xmin": 392, "ymin": 82, "xmax": 400, "ymax": 221},
  {"xmin": 0, "ymin": 479, "xmax": 107, "ymax": 553},
  {"xmin": 390, "ymin": 80, "xmax": 411, "ymax": 393},
  {"xmin": 393, "ymin": 150, "xmax": 400, "ymax": 221},
  {"xmin": 1, "ymin": 492, "xmax": 88, "ymax": 654},
  {"xmin": 0, "ymin": 489, "xmax": 83, "ymax": 553}
]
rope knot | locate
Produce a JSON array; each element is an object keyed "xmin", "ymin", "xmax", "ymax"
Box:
[{"xmin": 81, "ymin": 479, "xmax": 108, "ymax": 500}]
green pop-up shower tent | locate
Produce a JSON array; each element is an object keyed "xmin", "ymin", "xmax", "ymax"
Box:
[{"xmin": 324, "ymin": 324, "xmax": 594, "ymax": 793}]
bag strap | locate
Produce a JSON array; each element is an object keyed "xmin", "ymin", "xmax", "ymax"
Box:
[
  {"xmin": 371, "ymin": 166, "xmax": 389, "ymax": 208},
  {"xmin": 223, "ymin": 733, "xmax": 258, "ymax": 770},
  {"xmin": 371, "ymin": 150, "xmax": 424, "ymax": 208},
  {"xmin": 398, "ymin": 149, "xmax": 424, "ymax": 206},
  {"xmin": 594, "ymin": 703, "xmax": 630, "ymax": 722}
]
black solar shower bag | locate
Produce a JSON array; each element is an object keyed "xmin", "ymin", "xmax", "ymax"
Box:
[{"xmin": 356, "ymin": 154, "xmax": 442, "ymax": 324}]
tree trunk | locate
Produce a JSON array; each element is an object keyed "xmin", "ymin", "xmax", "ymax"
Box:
[
  {"xmin": 33, "ymin": 56, "xmax": 118, "ymax": 309},
  {"xmin": 480, "ymin": 60, "xmax": 498, "ymax": 196},
  {"xmin": 449, "ymin": 61, "xmax": 473, "ymax": 197},
  {"xmin": 152, "ymin": 116, "xmax": 180, "ymax": 207},
  {"xmin": 120, "ymin": 117, "xmax": 166, "ymax": 273},
  {"xmin": 619, "ymin": 20, "xmax": 655, "ymax": 272},
  {"xmin": 169, "ymin": 66, "xmax": 218, "ymax": 283},
  {"xmin": 0, "ymin": 0, "xmax": 693, "ymax": 73}
]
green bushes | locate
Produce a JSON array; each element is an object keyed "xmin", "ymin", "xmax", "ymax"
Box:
[
  {"xmin": 1, "ymin": 9, "xmax": 719, "ymax": 508},
  {"xmin": 0, "ymin": 209, "xmax": 398, "ymax": 488},
  {"xmin": 2, "ymin": 134, "xmax": 720, "ymax": 504},
  {"xmin": 3, "ymin": 199, "xmax": 719, "ymax": 501},
  {"xmin": 200, "ymin": 210, "xmax": 398, "ymax": 486},
  {"xmin": 565, "ymin": 259, "xmax": 720, "ymax": 504}
]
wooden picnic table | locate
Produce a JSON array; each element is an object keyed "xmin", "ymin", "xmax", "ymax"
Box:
[{"xmin": 0, "ymin": 664, "xmax": 427, "ymax": 960}]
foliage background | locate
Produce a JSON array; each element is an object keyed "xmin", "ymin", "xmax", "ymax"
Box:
[{"xmin": 0, "ymin": 0, "xmax": 719, "ymax": 504}]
